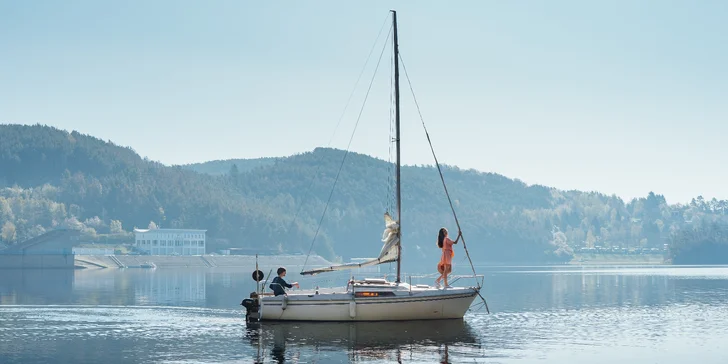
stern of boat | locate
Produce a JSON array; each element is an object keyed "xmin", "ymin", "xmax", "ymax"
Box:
[{"xmin": 241, "ymin": 291, "xmax": 261, "ymax": 323}]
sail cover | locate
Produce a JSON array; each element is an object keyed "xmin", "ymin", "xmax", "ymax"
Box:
[{"xmin": 300, "ymin": 212, "xmax": 400, "ymax": 275}]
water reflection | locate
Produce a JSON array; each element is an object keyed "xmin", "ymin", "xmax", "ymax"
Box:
[
  {"xmin": 2, "ymin": 266, "xmax": 728, "ymax": 311},
  {"xmin": 482, "ymin": 265, "xmax": 728, "ymax": 312},
  {"xmin": 134, "ymin": 270, "xmax": 206, "ymax": 306},
  {"xmin": 1, "ymin": 266, "xmax": 728, "ymax": 363},
  {"xmin": 0, "ymin": 269, "xmax": 74, "ymax": 305},
  {"xmin": 244, "ymin": 319, "xmax": 479, "ymax": 363}
]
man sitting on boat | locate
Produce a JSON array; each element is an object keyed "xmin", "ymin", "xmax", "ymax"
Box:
[{"xmin": 270, "ymin": 267, "xmax": 300, "ymax": 296}]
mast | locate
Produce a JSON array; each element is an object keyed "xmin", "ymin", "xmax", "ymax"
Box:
[{"xmin": 391, "ymin": 10, "xmax": 402, "ymax": 283}]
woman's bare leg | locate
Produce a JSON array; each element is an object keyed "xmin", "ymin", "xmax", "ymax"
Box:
[{"xmin": 435, "ymin": 271, "xmax": 444, "ymax": 286}]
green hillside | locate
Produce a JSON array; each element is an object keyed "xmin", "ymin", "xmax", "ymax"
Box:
[
  {"xmin": 2, "ymin": 124, "xmax": 727, "ymax": 269},
  {"xmin": 181, "ymin": 158, "xmax": 278, "ymax": 176},
  {"xmin": 0, "ymin": 124, "xmax": 336, "ymax": 259}
]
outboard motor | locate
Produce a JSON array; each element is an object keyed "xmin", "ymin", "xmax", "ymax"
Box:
[
  {"xmin": 241, "ymin": 267, "xmax": 265, "ymax": 323},
  {"xmin": 241, "ymin": 291, "xmax": 260, "ymax": 323}
]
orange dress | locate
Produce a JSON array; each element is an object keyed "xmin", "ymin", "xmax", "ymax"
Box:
[{"xmin": 437, "ymin": 237, "xmax": 455, "ymax": 273}]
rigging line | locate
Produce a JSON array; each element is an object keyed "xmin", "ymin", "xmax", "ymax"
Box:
[
  {"xmin": 397, "ymin": 53, "xmax": 480, "ymax": 284},
  {"xmin": 399, "ymin": 56, "xmax": 492, "ymax": 314},
  {"xmin": 301, "ymin": 25, "xmax": 394, "ymax": 273},
  {"xmin": 281, "ymin": 13, "xmax": 391, "ymax": 239}
]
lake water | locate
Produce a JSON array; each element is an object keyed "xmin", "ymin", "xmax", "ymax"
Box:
[{"xmin": 1, "ymin": 265, "xmax": 727, "ymax": 363}]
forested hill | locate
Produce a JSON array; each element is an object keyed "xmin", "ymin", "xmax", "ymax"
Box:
[
  {"xmin": 2, "ymin": 124, "xmax": 728, "ymax": 268},
  {"xmin": 0, "ymin": 124, "xmax": 337, "ymax": 258},
  {"xmin": 181, "ymin": 158, "xmax": 278, "ymax": 176}
]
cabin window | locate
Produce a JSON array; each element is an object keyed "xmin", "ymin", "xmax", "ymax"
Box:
[{"xmin": 354, "ymin": 291, "xmax": 395, "ymax": 297}]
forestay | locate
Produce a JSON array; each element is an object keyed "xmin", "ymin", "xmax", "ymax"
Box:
[{"xmin": 300, "ymin": 212, "xmax": 400, "ymax": 275}]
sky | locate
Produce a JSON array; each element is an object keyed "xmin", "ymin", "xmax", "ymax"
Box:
[{"xmin": 1, "ymin": 0, "xmax": 726, "ymax": 204}]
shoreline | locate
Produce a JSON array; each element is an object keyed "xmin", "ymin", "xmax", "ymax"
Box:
[
  {"xmin": 72, "ymin": 254, "xmax": 336, "ymax": 270},
  {"xmin": 0, "ymin": 253, "xmax": 687, "ymax": 270},
  {"xmin": 568, "ymin": 253, "xmax": 666, "ymax": 265}
]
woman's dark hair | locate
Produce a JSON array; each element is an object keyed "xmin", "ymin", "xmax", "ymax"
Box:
[
  {"xmin": 437, "ymin": 228, "xmax": 447, "ymax": 248},
  {"xmin": 277, "ymin": 267, "xmax": 287, "ymax": 275}
]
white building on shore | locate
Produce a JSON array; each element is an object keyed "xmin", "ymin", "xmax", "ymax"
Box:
[{"xmin": 133, "ymin": 228, "xmax": 206, "ymax": 256}]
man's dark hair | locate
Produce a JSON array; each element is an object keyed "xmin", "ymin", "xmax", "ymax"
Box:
[{"xmin": 277, "ymin": 267, "xmax": 286, "ymax": 275}]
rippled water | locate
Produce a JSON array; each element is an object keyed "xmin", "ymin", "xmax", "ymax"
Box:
[{"xmin": 1, "ymin": 265, "xmax": 728, "ymax": 363}]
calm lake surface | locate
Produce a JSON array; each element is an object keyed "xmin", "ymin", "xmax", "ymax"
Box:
[{"xmin": 1, "ymin": 265, "xmax": 727, "ymax": 363}]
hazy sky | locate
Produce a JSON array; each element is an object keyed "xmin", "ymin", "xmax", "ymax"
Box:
[{"xmin": 1, "ymin": 1, "xmax": 726, "ymax": 204}]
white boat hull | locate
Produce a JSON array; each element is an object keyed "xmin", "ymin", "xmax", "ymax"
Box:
[{"xmin": 258, "ymin": 285, "xmax": 479, "ymax": 322}]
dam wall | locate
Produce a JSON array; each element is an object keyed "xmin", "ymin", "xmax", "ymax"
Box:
[{"xmin": 0, "ymin": 253, "xmax": 76, "ymax": 269}]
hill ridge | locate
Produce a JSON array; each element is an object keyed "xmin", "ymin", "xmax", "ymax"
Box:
[{"xmin": 2, "ymin": 124, "xmax": 727, "ymax": 269}]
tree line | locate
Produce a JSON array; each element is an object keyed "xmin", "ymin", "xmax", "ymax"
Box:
[{"xmin": 1, "ymin": 124, "xmax": 726, "ymax": 267}]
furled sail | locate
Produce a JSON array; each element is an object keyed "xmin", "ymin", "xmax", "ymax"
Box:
[{"xmin": 300, "ymin": 212, "xmax": 400, "ymax": 275}]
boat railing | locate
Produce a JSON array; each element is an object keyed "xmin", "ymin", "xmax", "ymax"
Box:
[
  {"xmin": 293, "ymin": 270, "xmax": 485, "ymax": 291},
  {"xmin": 405, "ymin": 273, "xmax": 485, "ymax": 288}
]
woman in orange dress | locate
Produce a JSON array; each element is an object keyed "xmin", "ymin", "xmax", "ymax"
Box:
[{"xmin": 435, "ymin": 227, "xmax": 461, "ymax": 288}]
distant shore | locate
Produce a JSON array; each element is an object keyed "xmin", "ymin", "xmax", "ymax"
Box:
[
  {"xmin": 0, "ymin": 253, "xmax": 674, "ymax": 270},
  {"xmin": 72, "ymin": 253, "xmax": 668, "ymax": 270},
  {"xmin": 568, "ymin": 253, "xmax": 666, "ymax": 265},
  {"xmin": 74, "ymin": 254, "xmax": 335, "ymax": 270}
]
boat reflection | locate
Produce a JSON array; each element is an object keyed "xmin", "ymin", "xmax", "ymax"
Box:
[{"xmin": 243, "ymin": 319, "xmax": 479, "ymax": 363}]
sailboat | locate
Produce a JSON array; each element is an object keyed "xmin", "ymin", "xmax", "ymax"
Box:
[{"xmin": 241, "ymin": 10, "xmax": 486, "ymax": 322}]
